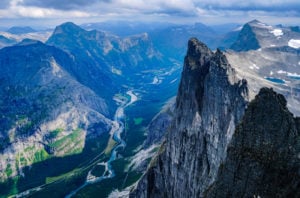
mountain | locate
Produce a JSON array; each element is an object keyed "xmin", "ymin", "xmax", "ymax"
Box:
[
  {"xmin": 231, "ymin": 19, "xmax": 300, "ymax": 51},
  {"xmin": 205, "ymin": 88, "xmax": 300, "ymax": 197},
  {"xmin": 7, "ymin": 26, "xmax": 37, "ymax": 35},
  {"xmin": 227, "ymin": 19, "xmax": 300, "ymax": 115},
  {"xmin": 0, "ymin": 40, "xmax": 112, "ymax": 196},
  {"xmin": 130, "ymin": 38, "xmax": 249, "ymax": 197},
  {"xmin": 47, "ymin": 22, "xmax": 165, "ymax": 72}
]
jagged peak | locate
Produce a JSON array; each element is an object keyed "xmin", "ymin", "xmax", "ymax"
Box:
[
  {"xmin": 188, "ymin": 38, "xmax": 211, "ymax": 53},
  {"xmin": 254, "ymin": 87, "xmax": 287, "ymax": 108},
  {"xmin": 215, "ymin": 48, "xmax": 223, "ymax": 55},
  {"xmin": 186, "ymin": 38, "xmax": 213, "ymax": 69},
  {"xmin": 212, "ymin": 48, "xmax": 229, "ymax": 68}
]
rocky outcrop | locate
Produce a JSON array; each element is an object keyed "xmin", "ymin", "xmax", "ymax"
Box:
[
  {"xmin": 130, "ymin": 38, "xmax": 249, "ymax": 197},
  {"xmin": 205, "ymin": 88, "xmax": 300, "ymax": 197}
]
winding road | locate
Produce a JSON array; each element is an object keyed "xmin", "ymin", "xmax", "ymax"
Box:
[{"xmin": 65, "ymin": 90, "xmax": 138, "ymax": 198}]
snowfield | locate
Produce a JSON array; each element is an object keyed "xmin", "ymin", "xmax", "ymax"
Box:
[
  {"xmin": 288, "ymin": 39, "xmax": 300, "ymax": 49},
  {"xmin": 270, "ymin": 29, "xmax": 283, "ymax": 37}
]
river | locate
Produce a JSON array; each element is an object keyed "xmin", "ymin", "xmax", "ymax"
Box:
[{"xmin": 65, "ymin": 90, "xmax": 138, "ymax": 198}]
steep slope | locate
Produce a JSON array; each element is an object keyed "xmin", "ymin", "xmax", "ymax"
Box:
[
  {"xmin": 0, "ymin": 41, "xmax": 111, "ymax": 187},
  {"xmin": 205, "ymin": 88, "xmax": 300, "ymax": 197},
  {"xmin": 130, "ymin": 38, "xmax": 249, "ymax": 197}
]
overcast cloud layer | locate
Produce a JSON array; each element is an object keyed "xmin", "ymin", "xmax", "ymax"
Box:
[{"xmin": 0, "ymin": 0, "xmax": 300, "ymax": 27}]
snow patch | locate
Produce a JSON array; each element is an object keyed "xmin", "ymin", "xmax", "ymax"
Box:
[
  {"xmin": 277, "ymin": 70, "xmax": 287, "ymax": 74},
  {"xmin": 257, "ymin": 48, "xmax": 262, "ymax": 52},
  {"xmin": 270, "ymin": 71, "xmax": 273, "ymax": 75},
  {"xmin": 288, "ymin": 39, "xmax": 300, "ymax": 49},
  {"xmin": 277, "ymin": 70, "xmax": 300, "ymax": 78},
  {"xmin": 252, "ymin": 64, "xmax": 260, "ymax": 70},
  {"xmin": 287, "ymin": 72, "xmax": 300, "ymax": 78},
  {"xmin": 270, "ymin": 44, "xmax": 276, "ymax": 47},
  {"xmin": 250, "ymin": 64, "xmax": 259, "ymax": 70},
  {"xmin": 270, "ymin": 29, "xmax": 283, "ymax": 37}
]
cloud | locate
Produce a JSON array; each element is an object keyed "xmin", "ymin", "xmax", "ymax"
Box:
[
  {"xmin": 0, "ymin": 0, "xmax": 300, "ymax": 26},
  {"xmin": 0, "ymin": 1, "xmax": 92, "ymax": 19},
  {"xmin": 14, "ymin": 0, "xmax": 300, "ymax": 15},
  {"xmin": 19, "ymin": 0, "xmax": 103, "ymax": 10},
  {"xmin": 193, "ymin": 0, "xmax": 300, "ymax": 13}
]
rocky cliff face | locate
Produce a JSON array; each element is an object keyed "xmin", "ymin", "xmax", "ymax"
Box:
[
  {"xmin": 130, "ymin": 38, "xmax": 249, "ymax": 197},
  {"xmin": 205, "ymin": 88, "xmax": 300, "ymax": 197}
]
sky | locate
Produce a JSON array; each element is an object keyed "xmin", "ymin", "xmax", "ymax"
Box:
[{"xmin": 0, "ymin": 0, "xmax": 300, "ymax": 28}]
